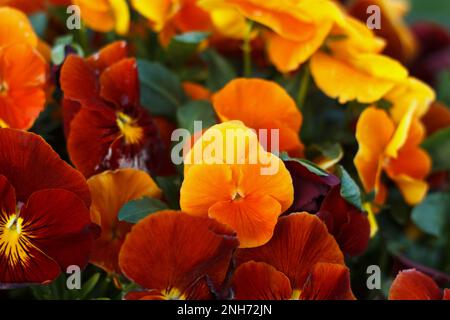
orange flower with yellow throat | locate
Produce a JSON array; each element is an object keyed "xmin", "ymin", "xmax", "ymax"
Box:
[
  {"xmin": 180, "ymin": 121, "xmax": 294, "ymax": 248},
  {"xmin": 354, "ymin": 107, "xmax": 431, "ymax": 206},
  {"xmin": 0, "ymin": 7, "xmax": 47, "ymax": 130}
]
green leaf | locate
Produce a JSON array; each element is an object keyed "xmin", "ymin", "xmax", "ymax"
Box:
[
  {"xmin": 437, "ymin": 71, "xmax": 450, "ymax": 105},
  {"xmin": 201, "ymin": 49, "xmax": 237, "ymax": 91},
  {"xmin": 165, "ymin": 32, "xmax": 210, "ymax": 65},
  {"xmin": 29, "ymin": 12, "xmax": 48, "ymax": 38},
  {"xmin": 137, "ymin": 60, "xmax": 186, "ymax": 118},
  {"xmin": 51, "ymin": 35, "xmax": 84, "ymax": 65},
  {"xmin": 118, "ymin": 197, "xmax": 168, "ymax": 224},
  {"xmin": 422, "ymin": 127, "xmax": 450, "ymax": 171},
  {"xmin": 155, "ymin": 176, "xmax": 181, "ymax": 210},
  {"xmin": 408, "ymin": 0, "xmax": 450, "ymax": 27},
  {"xmin": 412, "ymin": 192, "xmax": 450, "ymax": 237},
  {"xmin": 336, "ymin": 165, "xmax": 364, "ymax": 210},
  {"xmin": 280, "ymin": 153, "xmax": 329, "ymax": 177},
  {"xmin": 78, "ymin": 273, "xmax": 101, "ymax": 300},
  {"xmin": 177, "ymin": 100, "xmax": 217, "ymax": 134}
]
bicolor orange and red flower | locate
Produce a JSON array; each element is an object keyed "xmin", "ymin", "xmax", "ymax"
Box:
[
  {"xmin": 213, "ymin": 78, "xmax": 303, "ymax": 155},
  {"xmin": 119, "ymin": 210, "xmax": 239, "ymax": 300},
  {"xmin": 389, "ymin": 269, "xmax": 450, "ymax": 300},
  {"xmin": 180, "ymin": 121, "xmax": 293, "ymax": 248},
  {"xmin": 87, "ymin": 169, "xmax": 162, "ymax": 275},
  {"xmin": 232, "ymin": 213, "xmax": 355, "ymax": 300},
  {"xmin": 354, "ymin": 107, "xmax": 431, "ymax": 205},
  {"xmin": 73, "ymin": 0, "xmax": 130, "ymax": 35},
  {"xmin": 0, "ymin": 128, "xmax": 98, "ymax": 288},
  {"xmin": 0, "ymin": 7, "xmax": 47, "ymax": 130},
  {"xmin": 60, "ymin": 41, "xmax": 173, "ymax": 178}
]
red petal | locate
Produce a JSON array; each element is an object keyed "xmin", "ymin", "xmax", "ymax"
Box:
[
  {"xmin": 236, "ymin": 212, "xmax": 344, "ymax": 289},
  {"xmin": 86, "ymin": 41, "xmax": 128, "ymax": 71},
  {"xmin": 119, "ymin": 210, "xmax": 239, "ymax": 299},
  {"xmin": 301, "ymin": 263, "xmax": 355, "ymax": 300},
  {"xmin": 0, "ymin": 129, "xmax": 91, "ymax": 207},
  {"xmin": 389, "ymin": 269, "xmax": 443, "ymax": 300},
  {"xmin": 60, "ymin": 55, "xmax": 99, "ymax": 103},
  {"xmin": 0, "ymin": 175, "xmax": 16, "ymax": 214},
  {"xmin": 19, "ymin": 189, "xmax": 98, "ymax": 271},
  {"xmin": 100, "ymin": 58, "xmax": 138, "ymax": 108},
  {"xmin": 444, "ymin": 289, "xmax": 450, "ymax": 300},
  {"xmin": 232, "ymin": 261, "xmax": 292, "ymax": 300}
]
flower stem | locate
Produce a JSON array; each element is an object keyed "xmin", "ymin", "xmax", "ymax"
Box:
[
  {"xmin": 297, "ymin": 64, "xmax": 310, "ymax": 109},
  {"xmin": 243, "ymin": 21, "xmax": 254, "ymax": 77}
]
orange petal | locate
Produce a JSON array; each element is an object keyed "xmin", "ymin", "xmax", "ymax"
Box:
[
  {"xmin": 212, "ymin": 78, "xmax": 302, "ymax": 153},
  {"xmin": 0, "ymin": 44, "xmax": 47, "ymax": 130},
  {"xmin": 87, "ymin": 41, "xmax": 128, "ymax": 72},
  {"xmin": 119, "ymin": 210, "xmax": 239, "ymax": 298},
  {"xmin": 266, "ymin": 20, "xmax": 332, "ymax": 73},
  {"xmin": 232, "ymin": 261, "xmax": 292, "ymax": 300},
  {"xmin": 0, "ymin": 7, "xmax": 37, "ymax": 47},
  {"xmin": 389, "ymin": 269, "xmax": 442, "ymax": 300},
  {"xmin": 236, "ymin": 213, "xmax": 344, "ymax": 289},
  {"xmin": 422, "ymin": 101, "xmax": 450, "ymax": 136},
  {"xmin": 354, "ymin": 107, "xmax": 394, "ymax": 193},
  {"xmin": 300, "ymin": 263, "xmax": 355, "ymax": 300},
  {"xmin": 87, "ymin": 169, "xmax": 161, "ymax": 274},
  {"xmin": 183, "ymin": 81, "xmax": 211, "ymax": 101},
  {"xmin": 310, "ymin": 51, "xmax": 406, "ymax": 104}
]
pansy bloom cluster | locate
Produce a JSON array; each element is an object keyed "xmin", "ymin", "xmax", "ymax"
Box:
[{"xmin": 0, "ymin": 0, "xmax": 449, "ymax": 301}]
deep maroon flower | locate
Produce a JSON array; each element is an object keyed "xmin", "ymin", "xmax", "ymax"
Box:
[{"xmin": 284, "ymin": 159, "xmax": 370, "ymax": 256}]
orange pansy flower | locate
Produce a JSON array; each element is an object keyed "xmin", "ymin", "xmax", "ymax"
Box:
[
  {"xmin": 354, "ymin": 107, "xmax": 431, "ymax": 205},
  {"xmin": 119, "ymin": 210, "xmax": 239, "ymax": 300},
  {"xmin": 180, "ymin": 121, "xmax": 294, "ymax": 248},
  {"xmin": 73, "ymin": 0, "xmax": 130, "ymax": 35},
  {"xmin": 183, "ymin": 81, "xmax": 212, "ymax": 101},
  {"xmin": 389, "ymin": 269, "xmax": 450, "ymax": 300},
  {"xmin": 233, "ymin": 213, "xmax": 355, "ymax": 300},
  {"xmin": 87, "ymin": 169, "xmax": 162, "ymax": 275},
  {"xmin": 212, "ymin": 78, "xmax": 303, "ymax": 155},
  {"xmin": 0, "ymin": 7, "xmax": 47, "ymax": 130},
  {"xmin": 0, "ymin": 0, "xmax": 70, "ymax": 14}
]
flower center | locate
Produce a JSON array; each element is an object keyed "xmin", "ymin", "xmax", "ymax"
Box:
[
  {"xmin": 0, "ymin": 80, "xmax": 8, "ymax": 96},
  {"xmin": 232, "ymin": 189, "xmax": 245, "ymax": 201},
  {"xmin": 116, "ymin": 112, "xmax": 144, "ymax": 145},
  {"xmin": 0, "ymin": 118, "xmax": 8, "ymax": 128},
  {"xmin": 0, "ymin": 214, "xmax": 31, "ymax": 266},
  {"xmin": 162, "ymin": 288, "xmax": 186, "ymax": 300},
  {"xmin": 291, "ymin": 289, "xmax": 302, "ymax": 300}
]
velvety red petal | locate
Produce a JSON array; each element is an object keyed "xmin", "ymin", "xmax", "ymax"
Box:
[
  {"xmin": 100, "ymin": 58, "xmax": 139, "ymax": 108},
  {"xmin": 301, "ymin": 263, "xmax": 355, "ymax": 300},
  {"xmin": 86, "ymin": 41, "xmax": 128, "ymax": 71},
  {"xmin": 444, "ymin": 289, "xmax": 450, "ymax": 300},
  {"xmin": 19, "ymin": 189, "xmax": 98, "ymax": 271},
  {"xmin": 236, "ymin": 212, "xmax": 344, "ymax": 290},
  {"xmin": 232, "ymin": 261, "xmax": 292, "ymax": 300},
  {"xmin": 119, "ymin": 210, "xmax": 239, "ymax": 299},
  {"xmin": 0, "ymin": 128, "xmax": 91, "ymax": 207},
  {"xmin": 389, "ymin": 269, "xmax": 443, "ymax": 300},
  {"xmin": 62, "ymin": 98, "xmax": 81, "ymax": 138},
  {"xmin": 0, "ymin": 175, "xmax": 16, "ymax": 214},
  {"xmin": 60, "ymin": 55, "xmax": 99, "ymax": 103}
]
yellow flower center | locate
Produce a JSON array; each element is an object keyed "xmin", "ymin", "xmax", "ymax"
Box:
[
  {"xmin": 291, "ymin": 289, "xmax": 302, "ymax": 300},
  {"xmin": 0, "ymin": 80, "xmax": 8, "ymax": 96},
  {"xmin": 232, "ymin": 189, "xmax": 245, "ymax": 201},
  {"xmin": 116, "ymin": 112, "xmax": 144, "ymax": 145},
  {"xmin": 0, "ymin": 214, "xmax": 32, "ymax": 266},
  {"xmin": 0, "ymin": 118, "xmax": 8, "ymax": 128},
  {"xmin": 162, "ymin": 288, "xmax": 186, "ymax": 300}
]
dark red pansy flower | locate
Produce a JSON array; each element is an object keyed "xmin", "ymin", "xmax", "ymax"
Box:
[
  {"xmin": 317, "ymin": 186, "xmax": 371, "ymax": 257},
  {"xmin": 119, "ymin": 210, "xmax": 239, "ymax": 300},
  {"xmin": 284, "ymin": 159, "xmax": 339, "ymax": 213},
  {"xmin": 389, "ymin": 269, "xmax": 450, "ymax": 300},
  {"xmin": 0, "ymin": 128, "xmax": 98, "ymax": 288},
  {"xmin": 60, "ymin": 41, "xmax": 173, "ymax": 178},
  {"xmin": 233, "ymin": 213, "xmax": 355, "ymax": 300},
  {"xmin": 284, "ymin": 159, "xmax": 370, "ymax": 256}
]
